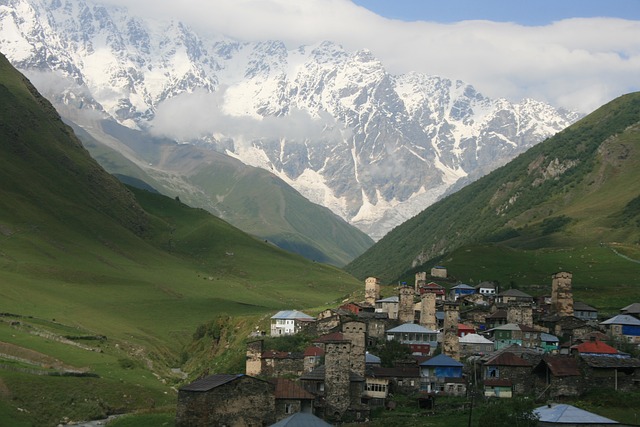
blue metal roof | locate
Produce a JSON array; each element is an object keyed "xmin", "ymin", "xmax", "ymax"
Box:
[
  {"xmin": 387, "ymin": 323, "xmax": 438, "ymax": 334},
  {"xmin": 419, "ymin": 354, "xmax": 464, "ymax": 367},
  {"xmin": 601, "ymin": 314, "xmax": 640, "ymax": 326},
  {"xmin": 534, "ymin": 404, "xmax": 619, "ymax": 424},
  {"xmin": 271, "ymin": 310, "xmax": 314, "ymax": 320}
]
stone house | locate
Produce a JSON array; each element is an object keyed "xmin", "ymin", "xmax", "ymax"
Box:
[
  {"xmin": 601, "ymin": 314, "xmax": 640, "ymax": 344},
  {"xmin": 459, "ymin": 333, "xmax": 494, "ymax": 358},
  {"xmin": 261, "ymin": 350, "xmax": 304, "ymax": 377},
  {"xmin": 419, "ymin": 354, "xmax": 465, "ymax": 395},
  {"xmin": 304, "ymin": 346, "xmax": 324, "ymax": 373},
  {"xmin": 544, "ymin": 315, "xmax": 594, "ymax": 344},
  {"xmin": 496, "ymin": 289, "xmax": 534, "ymax": 304},
  {"xmin": 386, "ymin": 323, "xmax": 438, "ymax": 356},
  {"xmin": 272, "ymin": 378, "xmax": 315, "ymax": 421},
  {"xmin": 580, "ymin": 355, "xmax": 640, "ymax": 392},
  {"xmin": 369, "ymin": 366, "xmax": 421, "ymax": 395},
  {"xmin": 175, "ymin": 374, "xmax": 275, "ymax": 427},
  {"xmin": 485, "ymin": 309, "xmax": 508, "ymax": 330},
  {"xmin": 540, "ymin": 332, "xmax": 560, "ymax": 353},
  {"xmin": 533, "ymin": 355, "xmax": 582, "ymax": 399},
  {"xmin": 457, "ymin": 323, "xmax": 476, "ymax": 337},
  {"xmin": 271, "ymin": 310, "xmax": 315, "ymax": 336},
  {"xmin": 315, "ymin": 309, "xmax": 343, "ymax": 335},
  {"xmin": 375, "ymin": 296, "xmax": 399, "ymax": 320},
  {"xmin": 431, "ymin": 266, "xmax": 447, "ymax": 278},
  {"xmin": 340, "ymin": 302, "xmax": 374, "ymax": 315},
  {"xmin": 573, "ymin": 301, "xmax": 598, "ymax": 322},
  {"xmin": 483, "ymin": 352, "xmax": 533, "ymax": 395}
]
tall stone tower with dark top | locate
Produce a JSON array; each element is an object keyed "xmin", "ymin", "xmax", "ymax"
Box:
[
  {"xmin": 398, "ymin": 285, "xmax": 415, "ymax": 323},
  {"xmin": 551, "ymin": 271, "xmax": 574, "ymax": 316},
  {"xmin": 324, "ymin": 340, "xmax": 352, "ymax": 418},
  {"xmin": 365, "ymin": 277, "xmax": 380, "ymax": 306},
  {"xmin": 442, "ymin": 302, "xmax": 460, "ymax": 360},
  {"xmin": 342, "ymin": 321, "xmax": 366, "ymax": 378},
  {"xmin": 420, "ymin": 292, "xmax": 438, "ymax": 331},
  {"xmin": 415, "ymin": 271, "xmax": 427, "ymax": 292}
]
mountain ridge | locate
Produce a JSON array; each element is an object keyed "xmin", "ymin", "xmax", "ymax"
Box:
[
  {"xmin": 0, "ymin": 0, "xmax": 580, "ymax": 240},
  {"xmin": 345, "ymin": 92, "xmax": 640, "ymax": 283}
]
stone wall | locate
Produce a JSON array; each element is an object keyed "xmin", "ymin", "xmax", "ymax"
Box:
[
  {"xmin": 175, "ymin": 376, "xmax": 275, "ymax": 427},
  {"xmin": 507, "ymin": 304, "xmax": 533, "ymax": 327},
  {"xmin": 245, "ymin": 340, "xmax": 263, "ymax": 376},
  {"xmin": 343, "ymin": 321, "xmax": 366, "ymax": 378},
  {"xmin": 324, "ymin": 340, "xmax": 352, "ymax": 418},
  {"xmin": 262, "ymin": 356, "xmax": 304, "ymax": 377}
]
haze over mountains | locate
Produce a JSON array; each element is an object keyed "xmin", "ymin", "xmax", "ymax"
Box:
[{"xmin": 0, "ymin": 0, "xmax": 580, "ymax": 244}]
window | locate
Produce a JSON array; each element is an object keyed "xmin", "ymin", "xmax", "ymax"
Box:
[
  {"xmin": 285, "ymin": 403, "xmax": 293, "ymax": 414},
  {"xmin": 319, "ymin": 383, "xmax": 325, "ymax": 392}
]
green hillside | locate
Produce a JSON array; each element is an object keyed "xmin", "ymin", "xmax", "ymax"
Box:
[
  {"xmin": 0, "ymin": 53, "xmax": 360, "ymax": 425},
  {"xmin": 346, "ymin": 93, "xmax": 640, "ymax": 284},
  {"xmin": 67, "ymin": 117, "xmax": 373, "ymax": 266}
]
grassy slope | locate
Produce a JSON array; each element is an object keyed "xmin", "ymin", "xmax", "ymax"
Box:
[
  {"xmin": 0, "ymin": 53, "xmax": 361, "ymax": 425},
  {"xmin": 346, "ymin": 92, "xmax": 640, "ymax": 284},
  {"xmin": 71, "ymin": 117, "xmax": 373, "ymax": 266}
]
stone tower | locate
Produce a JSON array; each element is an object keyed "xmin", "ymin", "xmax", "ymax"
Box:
[
  {"xmin": 324, "ymin": 340, "xmax": 352, "ymax": 419},
  {"xmin": 507, "ymin": 304, "xmax": 533, "ymax": 327},
  {"xmin": 415, "ymin": 271, "xmax": 427, "ymax": 292},
  {"xmin": 551, "ymin": 271, "xmax": 574, "ymax": 316},
  {"xmin": 365, "ymin": 277, "xmax": 381, "ymax": 306},
  {"xmin": 442, "ymin": 302, "xmax": 460, "ymax": 360},
  {"xmin": 342, "ymin": 321, "xmax": 366, "ymax": 378},
  {"xmin": 420, "ymin": 292, "xmax": 438, "ymax": 331},
  {"xmin": 245, "ymin": 340, "xmax": 263, "ymax": 376},
  {"xmin": 398, "ymin": 285, "xmax": 415, "ymax": 324}
]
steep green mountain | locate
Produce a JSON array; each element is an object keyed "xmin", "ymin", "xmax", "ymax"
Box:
[
  {"xmin": 346, "ymin": 93, "xmax": 640, "ymax": 284},
  {"xmin": 62, "ymin": 115, "xmax": 373, "ymax": 266},
  {"xmin": 0, "ymin": 53, "xmax": 360, "ymax": 424}
]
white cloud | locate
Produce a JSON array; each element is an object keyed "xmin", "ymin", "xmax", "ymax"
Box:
[{"xmin": 98, "ymin": 0, "xmax": 640, "ymax": 113}]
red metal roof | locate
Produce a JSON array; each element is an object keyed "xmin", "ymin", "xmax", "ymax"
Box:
[
  {"xmin": 572, "ymin": 340, "xmax": 618, "ymax": 354},
  {"xmin": 303, "ymin": 346, "xmax": 324, "ymax": 357}
]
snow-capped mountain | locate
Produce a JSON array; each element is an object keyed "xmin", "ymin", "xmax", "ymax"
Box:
[{"xmin": 0, "ymin": 0, "xmax": 581, "ymax": 240}]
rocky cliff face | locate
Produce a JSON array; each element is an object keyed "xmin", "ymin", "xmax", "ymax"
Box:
[{"xmin": 0, "ymin": 0, "xmax": 581, "ymax": 239}]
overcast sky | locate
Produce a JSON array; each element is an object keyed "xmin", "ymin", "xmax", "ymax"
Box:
[{"xmin": 101, "ymin": 0, "xmax": 640, "ymax": 114}]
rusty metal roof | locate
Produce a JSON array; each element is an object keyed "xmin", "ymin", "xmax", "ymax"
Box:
[
  {"xmin": 272, "ymin": 378, "xmax": 315, "ymax": 400},
  {"xmin": 485, "ymin": 352, "xmax": 532, "ymax": 367},
  {"xmin": 541, "ymin": 356, "xmax": 581, "ymax": 376}
]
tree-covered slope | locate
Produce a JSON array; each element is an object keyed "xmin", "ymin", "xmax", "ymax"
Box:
[{"xmin": 346, "ymin": 92, "xmax": 640, "ymax": 283}]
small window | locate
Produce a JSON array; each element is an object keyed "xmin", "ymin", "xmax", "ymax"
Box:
[{"xmin": 285, "ymin": 403, "xmax": 293, "ymax": 414}]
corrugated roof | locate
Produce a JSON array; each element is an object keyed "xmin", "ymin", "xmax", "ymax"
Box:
[
  {"xmin": 271, "ymin": 310, "xmax": 315, "ymax": 320},
  {"xmin": 366, "ymin": 352, "xmax": 381, "ymax": 364},
  {"xmin": 387, "ymin": 323, "xmax": 438, "ymax": 334},
  {"xmin": 534, "ymin": 404, "xmax": 619, "ymax": 424},
  {"xmin": 540, "ymin": 333, "xmax": 559, "ymax": 342},
  {"xmin": 451, "ymin": 284, "xmax": 474, "ymax": 290},
  {"xmin": 272, "ymin": 378, "xmax": 315, "ymax": 400},
  {"xmin": 459, "ymin": 333, "xmax": 493, "ymax": 344},
  {"xmin": 419, "ymin": 354, "xmax": 463, "ymax": 368},
  {"xmin": 601, "ymin": 314, "xmax": 640, "ymax": 326},
  {"xmin": 180, "ymin": 374, "xmax": 244, "ymax": 392},
  {"xmin": 572, "ymin": 340, "xmax": 618, "ymax": 354},
  {"xmin": 540, "ymin": 356, "xmax": 581, "ymax": 377},
  {"xmin": 304, "ymin": 346, "xmax": 324, "ymax": 357},
  {"xmin": 269, "ymin": 412, "xmax": 334, "ymax": 427}
]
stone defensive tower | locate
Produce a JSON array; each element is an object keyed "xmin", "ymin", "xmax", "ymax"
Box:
[
  {"xmin": 415, "ymin": 271, "xmax": 427, "ymax": 292},
  {"xmin": 342, "ymin": 321, "xmax": 366, "ymax": 378},
  {"xmin": 324, "ymin": 340, "xmax": 352, "ymax": 419},
  {"xmin": 551, "ymin": 271, "xmax": 574, "ymax": 316},
  {"xmin": 245, "ymin": 340, "xmax": 263, "ymax": 376},
  {"xmin": 507, "ymin": 303, "xmax": 534, "ymax": 327},
  {"xmin": 365, "ymin": 277, "xmax": 381, "ymax": 306},
  {"xmin": 420, "ymin": 292, "xmax": 438, "ymax": 331},
  {"xmin": 398, "ymin": 285, "xmax": 415, "ymax": 324},
  {"xmin": 442, "ymin": 302, "xmax": 460, "ymax": 360}
]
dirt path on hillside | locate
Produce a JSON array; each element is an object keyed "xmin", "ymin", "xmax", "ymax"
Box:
[{"xmin": 0, "ymin": 341, "xmax": 85, "ymax": 371}]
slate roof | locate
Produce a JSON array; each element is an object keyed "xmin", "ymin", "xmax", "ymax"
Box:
[
  {"xmin": 486, "ymin": 309, "xmax": 507, "ymax": 319},
  {"xmin": 573, "ymin": 301, "xmax": 597, "ymax": 312},
  {"xmin": 387, "ymin": 323, "xmax": 438, "ymax": 334},
  {"xmin": 180, "ymin": 374, "xmax": 259, "ymax": 392},
  {"xmin": 581, "ymin": 356, "xmax": 640, "ymax": 369},
  {"xmin": 485, "ymin": 352, "xmax": 532, "ymax": 367},
  {"xmin": 269, "ymin": 412, "xmax": 334, "ymax": 427},
  {"xmin": 601, "ymin": 314, "xmax": 640, "ymax": 326},
  {"xmin": 534, "ymin": 404, "xmax": 619, "ymax": 424},
  {"xmin": 419, "ymin": 354, "xmax": 464, "ymax": 368},
  {"xmin": 621, "ymin": 302, "xmax": 640, "ymax": 314}
]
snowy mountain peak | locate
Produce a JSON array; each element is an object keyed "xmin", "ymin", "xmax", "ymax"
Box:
[{"xmin": 0, "ymin": 0, "xmax": 580, "ymax": 240}]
